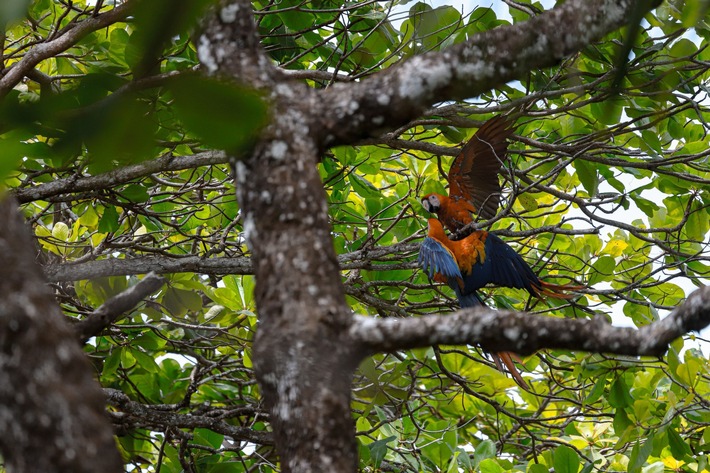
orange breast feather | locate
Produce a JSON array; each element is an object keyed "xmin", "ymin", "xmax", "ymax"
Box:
[{"xmin": 453, "ymin": 232, "xmax": 487, "ymax": 274}]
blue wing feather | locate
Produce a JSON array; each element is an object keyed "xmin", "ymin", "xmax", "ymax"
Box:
[
  {"xmin": 418, "ymin": 237, "xmax": 462, "ymax": 281},
  {"xmin": 419, "ymin": 237, "xmax": 484, "ymax": 307},
  {"xmin": 461, "ymin": 233, "xmax": 541, "ymax": 296}
]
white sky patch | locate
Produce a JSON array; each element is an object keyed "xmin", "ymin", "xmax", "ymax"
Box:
[{"xmin": 156, "ymin": 353, "xmax": 196, "ymax": 367}]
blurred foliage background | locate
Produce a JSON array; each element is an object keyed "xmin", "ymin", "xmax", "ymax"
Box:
[{"xmin": 1, "ymin": 0, "xmax": 709, "ymax": 471}]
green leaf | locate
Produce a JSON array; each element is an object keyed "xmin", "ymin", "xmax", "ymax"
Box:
[
  {"xmin": 629, "ymin": 434, "xmax": 655, "ymax": 473},
  {"xmin": 529, "ymin": 463, "xmax": 549, "ymax": 473},
  {"xmin": 128, "ymin": 0, "xmax": 215, "ymax": 76},
  {"xmin": 613, "ymin": 408, "xmax": 632, "ymax": 434},
  {"xmin": 131, "ymin": 348, "xmax": 160, "ymax": 373},
  {"xmin": 609, "ymin": 375, "xmax": 633, "ymax": 408},
  {"xmin": 280, "ymin": 9, "xmax": 314, "ymax": 31},
  {"xmin": 446, "ymin": 451, "xmax": 462, "ymax": 473},
  {"xmin": 680, "ymin": 0, "xmax": 710, "ymax": 27},
  {"xmin": 120, "ymin": 184, "xmax": 150, "ymax": 203},
  {"xmin": 52, "ymin": 221, "xmax": 70, "ymax": 241},
  {"xmin": 0, "ymin": 138, "xmax": 29, "ymax": 182},
  {"xmin": 585, "ymin": 374, "xmax": 607, "ymax": 404},
  {"xmin": 589, "ymin": 255, "xmax": 616, "ymax": 285},
  {"xmin": 642, "ymin": 462, "xmax": 665, "ymax": 473},
  {"xmin": 102, "ymin": 348, "xmax": 122, "ymax": 378},
  {"xmin": 591, "ymin": 98, "xmax": 623, "ymax": 125},
  {"xmin": 168, "ymin": 74, "xmax": 267, "ymax": 153},
  {"xmin": 517, "ymin": 193, "xmax": 539, "ymax": 212},
  {"xmin": 349, "ymin": 173, "xmax": 380, "ymax": 198},
  {"xmin": 194, "ymin": 428, "xmax": 224, "ymax": 449},
  {"xmin": 162, "ymin": 286, "xmax": 204, "ymax": 317},
  {"xmin": 58, "ymin": 84, "xmax": 159, "ymax": 171},
  {"xmin": 579, "ymin": 463, "xmax": 594, "ymax": 473},
  {"xmin": 98, "ymin": 206, "xmax": 120, "ymax": 234},
  {"xmin": 640, "ymin": 130, "xmax": 662, "ymax": 156},
  {"xmin": 369, "ymin": 436, "xmax": 395, "ymax": 467},
  {"xmin": 0, "ymin": 0, "xmax": 31, "ymax": 25},
  {"xmin": 479, "ymin": 458, "xmax": 504, "ymax": 473},
  {"xmin": 553, "ymin": 445, "xmax": 580, "ymax": 473},
  {"xmin": 685, "ymin": 204, "xmax": 709, "ymax": 241},
  {"xmin": 409, "ymin": 3, "xmax": 462, "ymax": 52},
  {"xmin": 472, "ymin": 440, "xmax": 496, "ymax": 469},
  {"xmin": 670, "ymin": 38, "xmax": 698, "ymax": 57},
  {"xmin": 668, "ymin": 426, "xmax": 691, "ymax": 459},
  {"xmin": 573, "ymin": 159, "xmax": 599, "ymax": 197}
]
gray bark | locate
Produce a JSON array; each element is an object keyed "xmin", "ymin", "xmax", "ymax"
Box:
[
  {"xmin": 74, "ymin": 271, "xmax": 166, "ymax": 342},
  {"xmin": 350, "ymin": 286, "xmax": 710, "ymax": 356},
  {"xmin": 0, "ymin": 196, "xmax": 123, "ymax": 473}
]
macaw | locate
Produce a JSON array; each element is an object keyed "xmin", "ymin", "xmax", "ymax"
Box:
[
  {"xmin": 418, "ymin": 218, "xmax": 581, "ymax": 387},
  {"xmin": 421, "ymin": 115, "xmax": 515, "ymax": 232}
]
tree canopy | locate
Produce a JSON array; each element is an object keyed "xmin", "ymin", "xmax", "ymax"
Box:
[{"xmin": 0, "ymin": 0, "xmax": 709, "ymax": 472}]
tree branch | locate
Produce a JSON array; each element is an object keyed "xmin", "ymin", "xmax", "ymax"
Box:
[
  {"xmin": 44, "ymin": 255, "xmax": 254, "ymax": 282},
  {"xmin": 74, "ymin": 272, "xmax": 166, "ymax": 343},
  {"xmin": 350, "ymin": 286, "xmax": 710, "ymax": 357},
  {"xmin": 317, "ymin": 0, "xmax": 662, "ymax": 148},
  {"xmin": 14, "ymin": 150, "xmax": 227, "ymax": 204},
  {"xmin": 42, "ymin": 224, "xmax": 597, "ymax": 282},
  {"xmin": 0, "ymin": 1, "xmax": 137, "ymax": 99},
  {"xmin": 104, "ymin": 388, "xmax": 273, "ymax": 445}
]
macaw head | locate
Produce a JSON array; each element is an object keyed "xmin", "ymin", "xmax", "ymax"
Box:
[{"xmin": 421, "ymin": 193, "xmax": 442, "ymax": 214}]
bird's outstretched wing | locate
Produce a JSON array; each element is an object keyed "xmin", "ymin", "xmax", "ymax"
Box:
[
  {"xmin": 418, "ymin": 236, "xmax": 463, "ymax": 282},
  {"xmin": 464, "ymin": 232, "xmax": 582, "ymax": 299},
  {"xmin": 448, "ymin": 116, "xmax": 515, "ymax": 220}
]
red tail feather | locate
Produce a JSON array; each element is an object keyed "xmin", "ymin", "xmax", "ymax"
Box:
[
  {"xmin": 491, "ymin": 352, "xmax": 529, "ymax": 389},
  {"xmin": 533, "ymin": 280, "xmax": 585, "ymax": 299}
]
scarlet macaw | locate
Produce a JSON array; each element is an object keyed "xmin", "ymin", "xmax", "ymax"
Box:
[
  {"xmin": 421, "ymin": 115, "xmax": 515, "ymax": 231},
  {"xmin": 418, "ymin": 218, "xmax": 581, "ymax": 387}
]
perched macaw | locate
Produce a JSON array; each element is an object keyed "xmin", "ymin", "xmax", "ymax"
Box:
[
  {"xmin": 421, "ymin": 115, "xmax": 515, "ymax": 231},
  {"xmin": 418, "ymin": 218, "xmax": 581, "ymax": 387}
]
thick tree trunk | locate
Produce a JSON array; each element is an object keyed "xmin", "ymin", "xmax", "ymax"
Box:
[
  {"xmin": 0, "ymin": 197, "xmax": 123, "ymax": 473},
  {"xmin": 234, "ymin": 105, "xmax": 364, "ymax": 470},
  {"xmin": 198, "ymin": 3, "xmax": 367, "ymax": 468}
]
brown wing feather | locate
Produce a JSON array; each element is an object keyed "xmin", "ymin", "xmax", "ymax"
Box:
[{"xmin": 448, "ymin": 116, "xmax": 515, "ymax": 220}]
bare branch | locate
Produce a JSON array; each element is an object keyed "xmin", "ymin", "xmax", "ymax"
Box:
[
  {"xmin": 43, "ymin": 226, "xmax": 597, "ymax": 282},
  {"xmin": 350, "ymin": 286, "xmax": 710, "ymax": 357},
  {"xmin": 105, "ymin": 388, "xmax": 273, "ymax": 445},
  {"xmin": 0, "ymin": 1, "xmax": 137, "ymax": 99},
  {"xmin": 74, "ymin": 272, "xmax": 167, "ymax": 343},
  {"xmin": 44, "ymin": 255, "xmax": 253, "ymax": 282},
  {"xmin": 317, "ymin": 0, "xmax": 662, "ymax": 147},
  {"xmin": 14, "ymin": 151, "xmax": 227, "ymax": 204}
]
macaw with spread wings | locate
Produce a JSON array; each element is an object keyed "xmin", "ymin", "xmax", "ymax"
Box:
[
  {"xmin": 419, "ymin": 218, "xmax": 581, "ymax": 387},
  {"xmin": 418, "ymin": 115, "xmax": 584, "ymax": 386}
]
